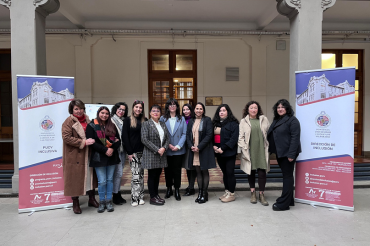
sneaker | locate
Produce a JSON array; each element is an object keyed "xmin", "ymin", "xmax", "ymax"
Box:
[
  {"xmin": 106, "ymin": 200, "xmax": 114, "ymax": 212},
  {"xmin": 131, "ymin": 201, "xmax": 139, "ymax": 207},
  {"xmin": 97, "ymin": 200, "xmax": 106, "ymax": 213},
  {"xmin": 221, "ymin": 192, "xmax": 236, "ymax": 203},
  {"xmin": 139, "ymin": 199, "xmax": 145, "ymax": 205},
  {"xmin": 219, "ymin": 190, "xmax": 229, "ymax": 200}
]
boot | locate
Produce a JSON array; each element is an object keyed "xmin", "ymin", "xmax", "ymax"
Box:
[
  {"xmin": 259, "ymin": 193, "xmax": 269, "ymax": 206},
  {"xmin": 106, "ymin": 200, "xmax": 114, "ymax": 212},
  {"xmin": 219, "ymin": 190, "xmax": 229, "ymax": 200},
  {"xmin": 113, "ymin": 191, "xmax": 126, "ymax": 205},
  {"xmin": 87, "ymin": 190, "xmax": 99, "ymax": 208},
  {"xmin": 71, "ymin": 196, "xmax": 82, "ymax": 214},
  {"xmin": 165, "ymin": 187, "xmax": 173, "ymax": 199},
  {"xmin": 250, "ymin": 191, "xmax": 257, "ymax": 204},
  {"xmin": 195, "ymin": 189, "xmax": 202, "ymax": 203},
  {"xmin": 174, "ymin": 188, "xmax": 181, "ymax": 201},
  {"xmin": 97, "ymin": 200, "xmax": 106, "ymax": 213},
  {"xmin": 184, "ymin": 187, "xmax": 195, "ymax": 196},
  {"xmin": 198, "ymin": 190, "xmax": 207, "ymax": 204},
  {"xmin": 221, "ymin": 192, "xmax": 235, "ymax": 203}
]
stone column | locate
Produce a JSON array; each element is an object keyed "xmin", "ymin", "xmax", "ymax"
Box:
[
  {"xmin": 0, "ymin": 0, "xmax": 60, "ymax": 193},
  {"xmin": 276, "ymin": 0, "xmax": 336, "ymax": 107}
]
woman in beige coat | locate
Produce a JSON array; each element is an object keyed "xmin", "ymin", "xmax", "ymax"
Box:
[
  {"xmin": 238, "ymin": 101, "xmax": 270, "ymax": 206},
  {"xmin": 62, "ymin": 99, "xmax": 99, "ymax": 214}
]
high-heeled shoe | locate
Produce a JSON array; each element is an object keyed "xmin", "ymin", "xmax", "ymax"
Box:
[
  {"xmin": 184, "ymin": 188, "xmax": 195, "ymax": 196},
  {"xmin": 174, "ymin": 188, "xmax": 181, "ymax": 201},
  {"xmin": 195, "ymin": 189, "xmax": 202, "ymax": 203},
  {"xmin": 165, "ymin": 187, "xmax": 173, "ymax": 199}
]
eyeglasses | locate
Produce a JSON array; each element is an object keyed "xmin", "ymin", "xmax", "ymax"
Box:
[
  {"xmin": 117, "ymin": 108, "xmax": 125, "ymax": 112},
  {"xmin": 151, "ymin": 110, "xmax": 161, "ymax": 113},
  {"xmin": 169, "ymin": 105, "xmax": 176, "ymax": 108}
]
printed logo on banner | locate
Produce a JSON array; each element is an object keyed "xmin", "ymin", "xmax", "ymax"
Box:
[
  {"xmin": 315, "ymin": 111, "xmax": 331, "ymax": 128},
  {"xmin": 40, "ymin": 115, "xmax": 55, "ymax": 131}
]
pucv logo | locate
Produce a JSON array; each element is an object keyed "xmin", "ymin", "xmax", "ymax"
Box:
[
  {"xmin": 40, "ymin": 115, "xmax": 55, "ymax": 131},
  {"xmin": 315, "ymin": 111, "xmax": 331, "ymax": 128}
]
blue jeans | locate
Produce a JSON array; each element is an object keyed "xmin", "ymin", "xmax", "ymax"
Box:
[{"xmin": 95, "ymin": 165, "xmax": 117, "ymax": 201}]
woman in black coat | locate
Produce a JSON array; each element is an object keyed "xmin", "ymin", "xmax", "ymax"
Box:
[
  {"xmin": 212, "ymin": 104, "xmax": 239, "ymax": 203},
  {"xmin": 267, "ymin": 99, "xmax": 301, "ymax": 211},
  {"xmin": 186, "ymin": 102, "xmax": 216, "ymax": 204},
  {"xmin": 86, "ymin": 106, "xmax": 121, "ymax": 213}
]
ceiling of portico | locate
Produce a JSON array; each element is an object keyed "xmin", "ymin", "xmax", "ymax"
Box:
[{"xmin": 0, "ymin": 0, "xmax": 370, "ymax": 31}]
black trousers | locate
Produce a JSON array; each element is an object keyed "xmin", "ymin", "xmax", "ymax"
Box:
[
  {"xmin": 217, "ymin": 155, "xmax": 236, "ymax": 193},
  {"xmin": 147, "ymin": 168, "xmax": 162, "ymax": 198},
  {"xmin": 186, "ymin": 169, "xmax": 197, "ymax": 189},
  {"xmin": 276, "ymin": 157, "xmax": 295, "ymax": 209},
  {"xmin": 165, "ymin": 155, "xmax": 183, "ymax": 188}
]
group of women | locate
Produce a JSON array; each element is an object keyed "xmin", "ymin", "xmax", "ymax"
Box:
[{"xmin": 62, "ymin": 97, "xmax": 301, "ymax": 214}]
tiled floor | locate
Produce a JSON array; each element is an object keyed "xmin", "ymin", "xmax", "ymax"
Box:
[{"xmin": 1, "ymin": 189, "xmax": 370, "ymax": 246}]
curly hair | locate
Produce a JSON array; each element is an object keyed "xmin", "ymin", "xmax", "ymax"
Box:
[
  {"xmin": 242, "ymin": 101, "xmax": 264, "ymax": 119},
  {"xmin": 272, "ymin": 99, "xmax": 294, "ymax": 120},
  {"xmin": 163, "ymin": 98, "xmax": 182, "ymax": 122},
  {"xmin": 111, "ymin": 102, "xmax": 128, "ymax": 117},
  {"xmin": 212, "ymin": 104, "xmax": 239, "ymax": 126}
]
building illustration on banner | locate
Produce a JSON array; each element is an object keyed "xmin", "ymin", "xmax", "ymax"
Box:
[
  {"xmin": 296, "ymin": 74, "xmax": 355, "ymax": 105},
  {"xmin": 18, "ymin": 80, "xmax": 74, "ymax": 109}
]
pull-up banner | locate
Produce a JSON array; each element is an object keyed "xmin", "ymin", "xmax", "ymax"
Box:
[
  {"xmin": 17, "ymin": 75, "xmax": 74, "ymax": 213},
  {"xmin": 295, "ymin": 67, "xmax": 355, "ymax": 211}
]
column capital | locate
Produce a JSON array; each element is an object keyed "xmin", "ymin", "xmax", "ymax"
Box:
[
  {"xmin": 276, "ymin": 0, "xmax": 337, "ymax": 19},
  {"xmin": 0, "ymin": 0, "xmax": 60, "ymax": 16}
]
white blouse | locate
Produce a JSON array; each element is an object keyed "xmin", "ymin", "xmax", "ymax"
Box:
[{"xmin": 152, "ymin": 119, "xmax": 164, "ymax": 145}]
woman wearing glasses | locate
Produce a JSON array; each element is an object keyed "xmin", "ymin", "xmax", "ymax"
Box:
[
  {"xmin": 141, "ymin": 105, "xmax": 170, "ymax": 205},
  {"xmin": 111, "ymin": 102, "xmax": 129, "ymax": 205}
]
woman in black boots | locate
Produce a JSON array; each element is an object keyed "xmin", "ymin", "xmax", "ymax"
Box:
[
  {"xmin": 186, "ymin": 102, "xmax": 216, "ymax": 204},
  {"xmin": 182, "ymin": 104, "xmax": 197, "ymax": 196}
]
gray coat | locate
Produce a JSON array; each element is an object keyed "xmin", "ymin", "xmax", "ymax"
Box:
[
  {"xmin": 141, "ymin": 119, "xmax": 170, "ymax": 169},
  {"xmin": 186, "ymin": 116, "xmax": 216, "ymax": 170}
]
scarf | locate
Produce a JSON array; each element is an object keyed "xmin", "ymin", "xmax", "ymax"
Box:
[
  {"xmin": 185, "ymin": 115, "xmax": 191, "ymax": 124},
  {"xmin": 74, "ymin": 114, "xmax": 87, "ymax": 131},
  {"xmin": 92, "ymin": 119, "xmax": 115, "ymax": 148},
  {"xmin": 111, "ymin": 114, "xmax": 124, "ymax": 152},
  {"xmin": 214, "ymin": 116, "xmax": 229, "ymax": 128}
]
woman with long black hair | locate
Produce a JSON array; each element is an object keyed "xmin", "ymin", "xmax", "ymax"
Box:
[
  {"xmin": 212, "ymin": 104, "xmax": 239, "ymax": 203},
  {"xmin": 267, "ymin": 99, "xmax": 301, "ymax": 211},
  {"xmin": 86, "ymin": 106, "xmax": 121, "ymax": 213},
  {"xmin": 186, "ymin": 102, "xmax": 216, "ymax": 204},
  {"xmin": 182, "ymin": 104, "xmax": 197, "ymax": 196}
]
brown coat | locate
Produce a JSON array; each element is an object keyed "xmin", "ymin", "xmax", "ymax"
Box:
[
  {"xmin": 62, "ymin": 114, "xmax": 97, "ymax": 196},
  {"xmin": 238, "ymin": 115, "xmax": 270, "ymax": 175}
]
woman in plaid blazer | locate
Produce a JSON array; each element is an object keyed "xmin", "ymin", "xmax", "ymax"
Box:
[{"xmin": 141, "ymin": 104, "xmax": 170, "ymax": 205}]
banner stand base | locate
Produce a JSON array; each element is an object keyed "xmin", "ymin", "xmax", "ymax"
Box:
[
  {"xmin": 18, "ymin": 203, "xmax": 73, "ymax": 214},
  {"xmin": 295, "ymin": 198, "xmax": 354, "ymax": 212}
]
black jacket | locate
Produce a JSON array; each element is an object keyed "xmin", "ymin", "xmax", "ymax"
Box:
[
  {"xmin": 186, "ymin": 116, "xmax": 216, "ymax": 170},
  {"xmin": 213, "ymin": 120, "xmax": 239, "ymax": 157},
  {"xmin": 86, "ymin": 123, "xmax": 121, "ymax": 167},
  {"xmin": 267, "ymin": 115, "xmax": 301, "ymax": 159},
  {"xmin": 122, "ymin": 116, "xmax": 146, "ymax": 155}
]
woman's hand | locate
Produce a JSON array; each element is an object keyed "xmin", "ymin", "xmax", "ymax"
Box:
[
  {"xmin": 169, "ymin": 144, "xmax": 175, "ymax": 150},
  {"xmin": 106, "ymin": 148, "xmax": 114, "ymax": 157},
  {"xmin": 213, "ymin": 146, "xmax": 218, "ymax": 152},
  {"xmin": 191, "ymin": 146, "xmax": 199, "ymax": 152},
  {"xmin": 158, "ymin": 147, "xmax": 165, "ymax": 156},
  {"xmin": 172, "ymin": 146, "xmax": 179, "ymax": 152},
  {"xmin": 115, "ymin": 138, "xmax": 119, "ymax": 142},
  {"xmin": 288, "ymin": 158, "xmax": 294, "ymax": 162},
  {"xmin": 217, "ymin": 148, "xmax": 223, "ymax": 154},
  {"xmin": 128, "ymin": 155, "xmax": 133, "ymax": 162},
  {"xmin": 85, "ymin": 138, "xmax": 95, "ymax": 146}
]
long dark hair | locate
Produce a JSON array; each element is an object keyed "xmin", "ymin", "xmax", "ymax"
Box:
[
  {"xmin": 96, "ymin": 106, "xmax": 116, "ymax": 137},
  {"xmin": 272, "ymin": 99, "xmax": 294, "ymax": 120},
  {"xmin": 164, "ymin": 98, "xmax": 182, "ymax": 122},
  {"xmin": 242, "ymin": 101, "xmax": 264, "ymax": 119},
  {"xmin": 194, "ymin": 102, "xmax": 206, "ymax": 118},
  {"xmin": 212, "ymin": 104, "xmax": 239, "ymax": 127},
  {"xmin": 182, "ymin": 103, "xmax": 194, "ymax": 118},
  {"xmin": 130, "ymin": 100, "xmax": 146, "ymax": 128},
  {"xmin": 111, "ymin": 102, "xmax": 128, "ymax": 117}
]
